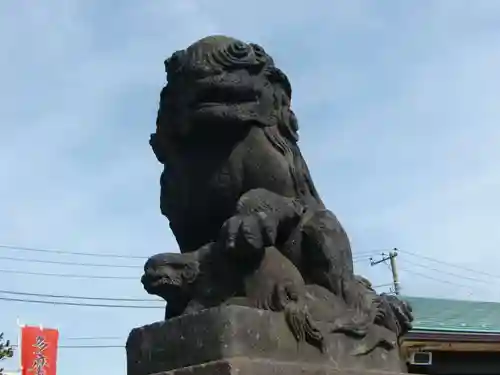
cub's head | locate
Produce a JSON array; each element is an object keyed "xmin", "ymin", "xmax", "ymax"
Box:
[{"xmin": 141, "ymin": 252, "xmax": 201, "ymax": 302}]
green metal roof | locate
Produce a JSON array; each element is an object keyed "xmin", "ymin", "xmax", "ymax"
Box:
[{"xmin": 404, "ymin": 296, "xmax": 500, "ymax": 333}]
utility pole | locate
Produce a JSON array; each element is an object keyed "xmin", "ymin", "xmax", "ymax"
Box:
[{"xmin": 370, "ymin": 248, "xmax": 400, "ymax": 295}]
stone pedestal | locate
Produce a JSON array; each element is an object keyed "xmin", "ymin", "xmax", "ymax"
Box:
[{"xmin": 126, "ymin": 306, "xmax": 407, "ymax": 375}]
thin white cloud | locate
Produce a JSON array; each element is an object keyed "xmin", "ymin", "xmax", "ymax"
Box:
[{"xmin": 1, "ymin": 1, "xmax": 500, "ymax": 374}]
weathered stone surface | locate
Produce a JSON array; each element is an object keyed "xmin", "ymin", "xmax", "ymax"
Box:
[
  {"xmin": 144, "ymin": 33, "xmax": 412, "ymax": 343},
  {"xmin": 131, "ymin": 34, "xmax": 413, "ymax": 375},
  {"xmin": 126, "ymin": 307, "xmax": 405, "ymax": 375},
  {"xmin": 131, "ymin": 357, "xmax": 408, "ymax": 375}
]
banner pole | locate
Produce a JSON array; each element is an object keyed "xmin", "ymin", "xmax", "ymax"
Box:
[{"xmin": 16, "ymin": 318, "xmax": 23, "ymax": 374}]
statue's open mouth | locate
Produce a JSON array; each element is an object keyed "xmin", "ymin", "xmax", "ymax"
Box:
[{"xmin": 141, "ymin": 271, "xmax": 179, "ymax": 295}]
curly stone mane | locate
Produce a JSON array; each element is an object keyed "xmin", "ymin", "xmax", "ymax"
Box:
[{"xmin": 150, "ymin": 35, "xmax": 324, "ymax": 210}]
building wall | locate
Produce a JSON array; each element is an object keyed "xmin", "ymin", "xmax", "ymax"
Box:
[{"xmin": 408, "ymin": 351, "xmax": 500, "ymax": 375}]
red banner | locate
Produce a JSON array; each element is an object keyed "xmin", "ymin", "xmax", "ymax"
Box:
[{"xmin": 21, "ymin": 326, "xmax": 59, "ymax": 375}]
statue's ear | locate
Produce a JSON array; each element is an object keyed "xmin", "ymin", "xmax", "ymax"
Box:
[
  {"xmin": 266, "ymin": 67, "xmax": 292, "ymax": 99},
  {"xmin": 265, "ymin": 67, "xmax": 299, "ymax": 143},
  {"xmin": 280, "ymin": 108, "xmax": 299, "ymax": 143}
]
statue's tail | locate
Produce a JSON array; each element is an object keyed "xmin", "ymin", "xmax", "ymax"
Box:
[
  {"xmin": 328, "ymin": 279, "xmax": 400, "ymax": 356},
  {"xmin": 284, "ymin": 302, "xmax": 325, "ymax": 352},
  {"xmin": 329, "ymin": 309, "xmax": 371, "ymax": 337},
  {"xmin": 271, "ymin": 282, "xmax": 325, "ymax": 352},
  {"xmin": 330, "ymin": 276, "xmax": 380, "ymax": 337}
]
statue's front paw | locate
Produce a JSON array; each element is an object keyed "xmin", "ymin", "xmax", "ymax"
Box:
[{"xmin": 219, "ymin": 212, "xmax": 278, "ymax": 260}]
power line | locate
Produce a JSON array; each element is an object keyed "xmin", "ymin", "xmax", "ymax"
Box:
[
  {"xmin": 353, "ymin": 250, "xmax": 386, "ymax": 258},
  {"xmin": 0, "ymin": 268, "xmax": 136, "ymax": 280},
  {"xmin": 0, "ymin": 244, "xmax": 384, "ymax": 266},
  {"xmin": 370, "ymin": 250, "xmax": 400, "ymax": 295},
  {"xmin": 52, "ymin": 345, "xmax": 124, "ymax": 348},
  {"xmin": 352, "ymin": 249, "xmax": 397, "ymax": 264},
  {"xmin": 353, "ymin": 255, "xmax": 377, "ymax": 263},
  {"xmin": 353, "ymin": 251, "xmax": 382, "ymax": 257},
  {"xmin": 0, "ymin": 244, "xmax": 146, "ymax": 259},
  {"xmin": 0, "ymin": 289, "xmax": 159, "ymax": 302},
  {"xmin": 2, "ymin": 333, "xmax": 125, "ymax": 342},
  {"xmin": 372, "ymin": 282, "xmax": 394, "ymax": 288},
  {"xmin": 0, "ymin": 255, "xmax": 378, "ymax": 272},
  {"xmin": 0, "ymin": 255, "xmax": 141, "ymax": 269},
  {"xmin": 398, "ymin": 248, "xmax": 500, "ymax": 280},
  {"xmin": 1, "ymin": 243, "xmax": 379, "ymax": 262},
  {"xmin": 62, "ymin": 336, "xmax": 123, "ymax": 341},
  {"xmin": 11, "ymin": 344, "xmax": 123, "ymax": 349},
  {"xmin": 398, "ymin": 265, "xmax": 474, "ymax": 290},
  {"xmin": 353, "ymin": 256, "xmax": 372, "ymax": 261},
  {"xmin": 0, "ymin": 296, "xmax": 162, "ymax": 309},
  {"xmin": 401, "ymin": 258, "xmax": 490, "ymax": 284}
]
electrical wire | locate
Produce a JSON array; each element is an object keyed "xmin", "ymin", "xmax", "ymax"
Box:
[
  {"xmin": 0, "ymin": 289, "xmax": 160, "ymax": 302},
  {"xmin": 372, "ymin": 282, "xmax": 393, "ymax": 288},
  {"xmin": 0, "ymin": 269, "xmax": 136, "ymax": 279},
  {"xmin": 52, "ymin": 345, "xmax": 124, "ymax": 348},
  {"xmin": 401, "ymin": 258, "xmax": 490, "ymax": 284},
  {"xmin": 0, "ymin": 244, "xmax": 146, "ymax": 259},
  {"xmin": 0, "ymin": 255, "xmax": 141, "ymax": 268},
  {"xmin": 353, "ymin": 250, "xmax": 384, "ymax": 257},
  {"xmin": 368, "ymin": 250, "xmax": 480, "ymax": 293},
  {"xmin": 398, "ymin": 248, "xmax": 500, "ymax": 280},
  {"xmin": 0, "ymin": 243, "xmax": 385, "ymax": 270},
  {"xmin": 353, "ymin": 253, "xmax": 380, "ymax": 263},
  {"xmin": 0, "ymin": 250, "xmax": 379, "ymax": 271},
  {"xmin": 398, "ymin": 265, "xmax": 474, "ymax": 290},
  {"xmin": 353, "ymin": 250, "xmax": 389, "ymax": 259},
  {"xmin": 2, "ymin": 333, "xmax": 126, "ymax": 342},
  {"xmin": 0, "ymin": 296, "xmax": 163, "ymax": 308},
  {"xmin": 0, "ymin": 244, "xmax": 384, "ymax": 262},
  {"xmin": 11, "ymin": 344, "xmax": 123, "ymax": 349},
  {"xmin": 63, "ymin": 336, "xmax": 123, "ymax": 341}
]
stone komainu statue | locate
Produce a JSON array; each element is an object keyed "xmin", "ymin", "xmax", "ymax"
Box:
[{"xmin": 145, "ymin": 35, "xmax": 413, "ymax": 359}]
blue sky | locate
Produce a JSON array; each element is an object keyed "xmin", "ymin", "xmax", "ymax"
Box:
[{"xmin": 1, "ymin": 1, "xmax": 500, "ymax": 374}]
